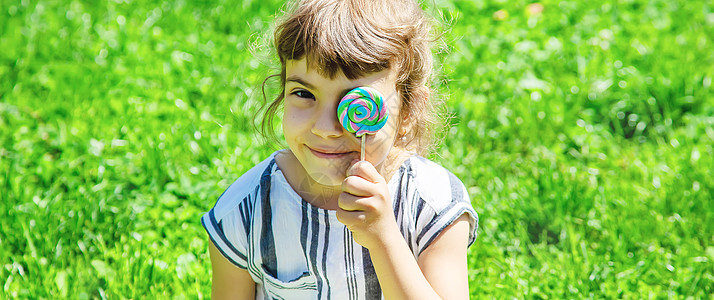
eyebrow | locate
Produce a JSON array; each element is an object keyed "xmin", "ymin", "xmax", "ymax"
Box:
[
  {"xmin": 286, "ymin": 75, "xmax": 355, "ymax": 96},
  {"xmin": 286, "ymin": 76, "xmax": 316, "ymax": 90}
]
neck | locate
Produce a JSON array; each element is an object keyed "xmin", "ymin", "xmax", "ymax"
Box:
[
  {"xmin": 296, "ymin": 171, "xmax": 342, "ymax": 210},
  {"xmin": 275, "ymin": 150, "xmax": 342, "ymax": 210}
]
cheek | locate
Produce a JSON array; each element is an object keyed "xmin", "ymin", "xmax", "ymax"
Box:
[
  {"xmin": 370, "ymin": 99, "xmax": 400, "ymax": 149},
  {"xmin": 370, "ymin": 120, "xmax": 398, "ymax": 153},
  {"xmin": 383, "ymin": 106, "xmax": 401, "ymax": 143},
  {"xmin": 282, "ymin": 111, "xmax": 301, "ymax": 145},
  {"xmin": 282, "ymin": 107, "xmax": 305, "ymax": 133},
  {"xmin": 386, "ymin": 95, "xmax": 401, "ymax": 137},
  {"xmin": 365, "ymin": 131, "xmax": 395, "ymax": 167}
]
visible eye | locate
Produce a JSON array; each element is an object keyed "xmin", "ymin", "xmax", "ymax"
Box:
[{"xmin": 291, "ymin": 89, "xmax": 315, "ymax": 100}]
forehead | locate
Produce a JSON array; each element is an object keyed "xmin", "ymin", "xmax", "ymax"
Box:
[{"xmin": 285, "ymin": 59, "xmax": 397, "ymax": 93}]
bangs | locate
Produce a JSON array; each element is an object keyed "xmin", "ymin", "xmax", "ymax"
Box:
[{"xmin": 274, "ymin": 0, "xmax": 405, "ymax": 79}]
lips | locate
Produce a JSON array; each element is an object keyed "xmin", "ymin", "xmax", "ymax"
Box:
[{"xmin": 307, "ymin": 146, "xmax": 356, "ymax": 159}]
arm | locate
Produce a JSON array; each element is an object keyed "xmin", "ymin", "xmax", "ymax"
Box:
[
  {"xmin": 417, "ymin": 214, "xmax": 471, "ymax": 299},
  {"xmin": 208, "ymin": 239, "xmax": 256, "ymax": 300},
  {"xmin": 337, "ymin": 161, "xmax": 471, "ymax": 300},
  {"xmin": 366, "ymin": 215, "xmax": 470, "ymax": 300}
]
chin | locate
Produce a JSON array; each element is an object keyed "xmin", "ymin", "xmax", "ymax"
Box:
[{"xmin": 307, "ymin": 170, "xmax": 345, "ymax": 187}]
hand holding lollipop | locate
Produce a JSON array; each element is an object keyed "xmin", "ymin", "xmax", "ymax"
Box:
[
  {"xmin": 336, "ymin": 87, "xmax": 396, "ymax": 250},
  {"xmin": 337, "ymin": 87, "xmax": 389, "ymax": 161}
]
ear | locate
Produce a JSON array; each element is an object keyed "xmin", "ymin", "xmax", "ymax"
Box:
[{"xmin": 398, "ymin": 115, "xmax": 412, "ymax": 137}]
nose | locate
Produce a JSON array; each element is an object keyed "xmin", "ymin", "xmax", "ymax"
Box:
[{"xmin": 311, "ymin": 102, "xmax": 343, "ymax": 138}]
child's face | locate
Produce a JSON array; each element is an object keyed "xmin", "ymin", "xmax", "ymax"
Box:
[{"xmin": 282, "ymin": 59, "xmax": 401, "ymax": 187}]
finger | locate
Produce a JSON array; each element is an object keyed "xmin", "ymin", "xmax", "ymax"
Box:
[
  {"xmin": 346, "ymin": 160, "xmax": 384, "ymax": 184},
  {"xmin": 342, "ymin": 175, "xmax": 375, "ymax": 197},
  {"xmin": 337, "ymin": 192, "xmax": 362, "ymax": 212},
  {"xmin": 338, "ymin": 192, "xmax": 381, "ymax": 211},
  {"xmin": 335, "ymin": 207, "xmax": 367, "ymax": 226}
]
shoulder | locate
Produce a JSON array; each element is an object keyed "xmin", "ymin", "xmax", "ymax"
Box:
[
  {"xmin": 210, "ymin": 152, "xmax": 277, "ymax": 219},
  {"xmin": 201, "ymin": 152, "xmax": 279, "ymax": 270},
  {"xmin": 405, "ymin": 156, "xmax": 469, "ymax": 210},
  {"xmin": 396, "ymin": 155, "xmax": 479, "ymax": 253}
]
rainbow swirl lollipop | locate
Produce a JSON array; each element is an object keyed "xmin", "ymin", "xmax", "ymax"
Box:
[
  {"xmin": 337, "ymin": 87, "xmax": 389, "ymax": 160},
  {"xmin": 338, "ymin": 87, "xmax": 388, "ymax": 137}
]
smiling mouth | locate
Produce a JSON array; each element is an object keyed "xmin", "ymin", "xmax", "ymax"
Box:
[{"xmin": 307, "ymin": 146, "xmax": 356, "ymax": 159}]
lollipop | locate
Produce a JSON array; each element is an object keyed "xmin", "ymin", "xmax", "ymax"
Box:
[{"xmin": 337, "ymin": 87, "xmax": 389, "ymax": 161}]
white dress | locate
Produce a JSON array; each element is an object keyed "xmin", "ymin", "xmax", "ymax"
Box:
[{"xmin": 201, "ymin": 151, "xmax": 478, "ymax": 300}]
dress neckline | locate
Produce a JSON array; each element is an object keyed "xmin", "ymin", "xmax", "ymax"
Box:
[{"xmin": 269, "ymin": 150, "xmax": 412, "ymax": 217}]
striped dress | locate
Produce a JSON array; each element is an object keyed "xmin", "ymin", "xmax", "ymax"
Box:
[{"xmin": 201, "ymin": 151, "xmax": 478, "ymax": 300}]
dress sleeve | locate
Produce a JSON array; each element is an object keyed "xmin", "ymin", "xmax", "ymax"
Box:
[
  {"xmin": 201, "ymin": 191, "xmax": 251, "ymax": 270},
  {"xmin": 201, "ymin": 154, "xmax": 277, "ymax": 270},
  {"xmin": 413, "ymin": 171, "xmax": 479, "ymax": 256}
]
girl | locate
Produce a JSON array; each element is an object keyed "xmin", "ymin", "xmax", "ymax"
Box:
[{"xmin": 202, "ymin": 0, "xmax": 478, "ymax": 299}]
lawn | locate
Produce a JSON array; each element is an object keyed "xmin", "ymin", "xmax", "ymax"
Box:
[{"xmin": 1, "ymin": 0, "xmax": 712, "ymax": 298}]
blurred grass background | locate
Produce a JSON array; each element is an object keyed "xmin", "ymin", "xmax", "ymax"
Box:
[{"xmin": 0, "ymin": 0, "xmax": 712, "ymax": 298}]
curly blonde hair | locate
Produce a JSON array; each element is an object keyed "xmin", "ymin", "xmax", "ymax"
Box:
[{"xmin": 260, "ymin": 0, "xmax": 444, "ymax": 155}]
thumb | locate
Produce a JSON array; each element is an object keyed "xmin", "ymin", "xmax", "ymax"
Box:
[{"xmin": 346, "ymin": 159, "xmax": 382, "ymax": 183}]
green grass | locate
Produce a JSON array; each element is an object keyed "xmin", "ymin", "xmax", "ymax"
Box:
[{"xmin": 1, "ymin": 0, "xmax": 712, "ymax": 298}]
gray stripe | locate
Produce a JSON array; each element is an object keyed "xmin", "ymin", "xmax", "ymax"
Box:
[
  {"xmin": 345, "ymin": 226, "xmax": 359, "ymax": 299},
  {"xmin": 410, "ymin": 188, "xmax": 426, "ymax": 253},
  {"xmin": 260, "ymin": 160, "xmax": 278, "ymax": 278},
  {"xmin": 201, "ymin": 212, "xmax": 247, "ymax": 268},
  {"xmin": 418, "ymin": 207, "xmax": 470, "ymax": 255},
  {"xmin": 300, "ymin": 202, "xmax": 309, "ymax": 260},
  {"xmin": 342, "ymin": 229, "xmax": 351, "ymax": 299},
  {"xmin": 239, "ymin": 199, "xmax": 250, "ymax": 234},
  {"xmin": 403, "ymin": 158, "xmax": 413, "ymax": 176},
  {"xmin": 415, "ymin": 196, "xmax": 425, "ymax": 224},
  {"xmin": 416, "ymin": 200, "xmax": 458, "ymax": 244},
  {"xmin": 343, "ymin": 227, "xmax": 356, "ymax": 300},
  {"xmin": 247, "ymin": 185, "xmax": 258, "ymax": 226},
  {"xmin": 309, "ymin": 206, "xmax": 325, "ymax": 299},
  {"xmin": 392, "ymin": 165, "xmax": 405, "ymax": 221},
  {"xmin": 394, "ymin": 165, "xmax": 415, "ymax": 254},
  {"xmin": 207, "ymin": 211, "xmax": 247, "ymax": 262},
  {"xmin": 322, "ymin": 212, "xmax": 331, "ymax": 299},
  {"xmin": 249, "ymin": 185, "xmax": 258, "ymax": 212},
  {"xmin": 361, "ymin": 247, "xmax": 382, "ymax": 299},
  {"xmin": 350, "ymin": 231, "xmax": 359, "ymax": 300},
  {"xmin": 405, "ymin": 223, "xmax": 414, "ymax": 255},
  {"xmin": 447, "ymin": 171, "xmax": 465, "ymax": 203}
]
